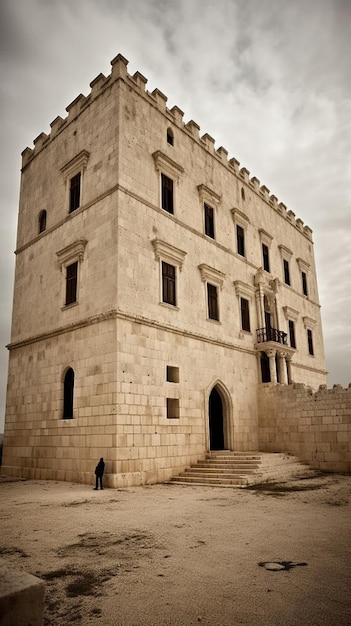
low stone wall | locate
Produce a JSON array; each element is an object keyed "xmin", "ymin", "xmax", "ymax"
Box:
[
  {"xmin": 258, "ymin": 383, "xmax": 351, "ymax": 473},
  {"xmin": 0, "ymin": 564, "xmax": 45, "ymax": 626}
]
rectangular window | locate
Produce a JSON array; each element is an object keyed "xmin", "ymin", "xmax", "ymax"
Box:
[
  {"xmin": 240, "ymin": 297, "xmax": 250, "ymax": 332},
  {"xmin": 167, "ymin": 398, "xmax": 179, "ymax": 419},
  {"xmin": 162, "ymin": 261, "xmax": 176, "ymax": 305},
  {"xmin": 262, "ymin": 243, "xmax": 270, "ymax": 272},
  {"xmin": 289, "ymin": 320, "xmax": 296, "ymax": 348},
  {"xmin": 204, "ymin": 204, "xmax": 215, "ymax": 239},
  {"xmin": 65, "ymin": 262, "xmax": 78, "ymax": 305},
  {"xmin": 69, "ymin": 173, "xmax": 81, "ymax": 213},
  {"xmin": 207, "ymin": 283, "xmax": 219, "ymax": 320},
  {"xmin": 283, "ymin": 259, "xmax": 291, "ymax": 285},
  {"xmin": 161, "ymin": 173, "xmax": 174, "ymax": 214},
  {"xmin": 307, "ymin": 329, "xmax": 314, "ymax": 355},
  {"xmin": 302, "ymin": 271, "xmax": 308, "ymax": 296},
  {"xmin": 236, "ymin": 225, "xmax": 245, "ymax": 257},
  {"xmin": 166, "ymin": 366, "xmax": 179, "ymax": 383}
]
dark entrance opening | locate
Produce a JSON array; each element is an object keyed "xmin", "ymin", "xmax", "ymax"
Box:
[
  {"xmin": 260, "ymin": 352, "xmax": 271, "ymax": 383},
  {"xmin": 209, "ymin": 387, "xmax": 224, "ymax": 450}
]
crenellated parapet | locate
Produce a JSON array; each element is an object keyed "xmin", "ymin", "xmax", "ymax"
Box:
[{"xmin": 21, "ymin": 52, "xmax": 313, "ymax": 240}]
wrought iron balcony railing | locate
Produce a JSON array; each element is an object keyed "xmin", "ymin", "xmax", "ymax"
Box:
[{"xmin": 256, "ymin": 327, "xmax": 288, "ymax": 345}]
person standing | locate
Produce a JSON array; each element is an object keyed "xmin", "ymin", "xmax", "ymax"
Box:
[{"xmin": 94, "ymin": 457, "xmax": 105, "ymax": 490}]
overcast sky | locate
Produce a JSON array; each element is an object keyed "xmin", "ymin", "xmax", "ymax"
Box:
[{"xmin": 0, "ymin": 0, "xmax": 350, "ymax": 432}]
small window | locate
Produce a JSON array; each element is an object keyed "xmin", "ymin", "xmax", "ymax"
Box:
[
  {"xmin": 288, "ymin": 320, "xmax": 296, "ymax": 349},
  {"xmin": 236, "ymin": 225, "xmax": 245, "ymax": 257},
  {"xmin": 240, "ymin": 297, "xmax": 250, "ymax": 332},
  {"xmin": 63, "ymin": 367, "xmax": 74, "ymax": 419},
  {"xmin": 69, "ymin": 172, "xmax": 81, "ymax": 213},
  {"xmin": 262, "ymin": 243, "xmax": 270, "ymax": 272},
  {"xmin": 167, "ymin": 128, "xmax": 174, "ymax": 145},
  {"xmin": 241, "ymin": 187, "xmax": 245, "ymax": 200},
  {"xmin": 302, "ymin": 271, "xmax": 308, "ymax": 296},
  {"xmin": 162, "ymin": 261, "xmax": 176, "ymax": 306},
  {"xmin": 283, "ymin": 259, "xmax": 291, "ymax": 285},
  {"xmin": 167, "ymin": 398, "xmax": 179, "ymax": 419},
  {"xmin": 307, "ymin": 329, "xmax": 314, "ymax": 355},
  {"xmin": 204, "ymin": 204, "xmax": 215, "ymax": 239},
  {"xmin": 65, "ymin": 261, "xmax": 78, "ymax": 305},
  {"xmin": 166, "ymin": 366, "xmax": 179, "ymax": 383},
  {"xmin": 161, "ymin": 173, "xmax": 174, "ymax": 214},
  {"xmin": 38, "ymin": 210, "xmax": 47, "ymax": 234},
  {"xmin": 207, "ymin": 283, "xmax": 219, "ymax": 321}
]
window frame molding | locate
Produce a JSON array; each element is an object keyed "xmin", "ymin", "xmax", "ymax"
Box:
[
  {"xmin": 61, "ymin": 150, "xmax": 90, "ymax": 214},
  {"xmin": 199, "ymin": 264, "xmax": 225, "ymax": 322},
  {"xmin": 259, "ymin": 228, "xmax": 273, "ymax": 273},
  {"xmin": 56, "ymin": 239, "xmax": 87, "ymax": 308},
  {"xmin": 152, "ymin": 150, "xmax": 184, "ymax": 215},
  {"xmin": 282, "ymin": 306, "xmax": 299, "ymax": 322},
  {"xmin": 231, "ymin": 208, "xmax": 249, "ymax": 258},
  {"xmin": 152, "ymin": 238, "xmax": 186, "ymax": 308},
  {"xmin": 198, "ymin": 184, "xmax": 221, "ymax": 240},
  {"xmin": 279, "ymin": 244, "xmax": 293, "ymax": 286},
  {"xmin": 303, "ymin": 316, "xmax": 316, "ymax": 329},
  {"xmin": 233, "ymin": 280, "xmax": 255, "ymax": 335},
  {"xmin": 297, "ymin": 257, "xmax": 310, "ymax": 296}
]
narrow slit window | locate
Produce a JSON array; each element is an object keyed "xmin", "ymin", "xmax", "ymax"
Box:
[
  {"xmin": 65, "ymin": 262, "xmax": 78, "ymax": 305},
  {"xmin": 161, "ymin": 173, "xmax": 174, "ymax": 214},
  {"xmin": 236, "ymin": 225, "xmax": 245, "ymax": 257},
  {"xmin": 283, "ymin": 259, "xmax": 291, "ymax": 285},
  {"xmin": 302, "ymin": 271, "xmax": 308, "ymax": 296},
  {"xmin": 167, "ymin": 128, "xmax": 174, "ymax": 145},
  {"xmin": 262, "ymin": 243, "xmax": 270, "ymax": 272},
  {"xmin": 69, "ymin": 172, "xmax": 81, "ymax": 213},
  {"xmin": 38, "ymin": 210, "xmax": 47, "ymax": 233},
  {"xmin": 63, "ymin": 367, "xmax": 74, "ymax": 419},
  {"xmin": 204, "ymin": 203, "xmax": 215, "ymax": 239},
  {"xmin": 207, "ymin": 283, "xmax": 219, "ymax": 321},
  {"xmin": 289, "ymin": 320, "xmax": 296, "ymax": 348},
  {"xmin": 240, "ymin": 297, "xmax": 250, "ymax": 332},
  {"xmin": 162, "ymin": 261, "xmax": 176, "ymax": 306},
  {"xmin": 307, "ymin": 329, "xmax": 314, "ymax": 355}
]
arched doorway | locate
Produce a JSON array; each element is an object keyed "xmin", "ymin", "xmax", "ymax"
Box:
[{"xmin": 209, "ymin": 387, "xmax": 224, "ymax": 450}]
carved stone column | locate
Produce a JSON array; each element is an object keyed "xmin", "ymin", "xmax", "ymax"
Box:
[
  {"xmin": 278, "ymin": 351, "xmax": 288, "ymax": 385},
  {"xmin": 267, "ymin": 348, "xmax": 277, "ymax": 384},
  {"xmin": 286, "ymin": 354, "xmax": 293, "ymax": 384}
]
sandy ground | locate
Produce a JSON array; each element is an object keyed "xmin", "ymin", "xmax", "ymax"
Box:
[{"xmin": 0, "ymin": 473, "xmax": 350, "ymax": 626}]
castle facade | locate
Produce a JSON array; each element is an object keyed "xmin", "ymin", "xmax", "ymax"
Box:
[{"xmin": 2, "ymin": 54, "xmax": 327, "ymax": 486}]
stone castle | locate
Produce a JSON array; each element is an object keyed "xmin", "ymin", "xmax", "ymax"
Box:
[{"xmin": 2, "ymin": 54, "xmax": 350, "ymax": 485}]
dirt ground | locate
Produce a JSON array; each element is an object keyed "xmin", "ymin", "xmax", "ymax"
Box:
[{"xmin": 0, "ymin": 473, "xmax": 350, "ymax": 626}]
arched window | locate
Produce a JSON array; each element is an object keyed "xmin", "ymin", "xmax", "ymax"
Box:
[
  {"xmin": 63, "ymin": 367, "xmax": 74, "ymax": 419},
  {"xmin": 38, "ymin": 210, "xmax": 47, "ymax": 233},
  {"xmin": 167, "ymin": 127, "xmax": 174, "ymax": 145}
]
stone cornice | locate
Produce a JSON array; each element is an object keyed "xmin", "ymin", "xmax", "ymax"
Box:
[{"xmin": 6, "ymin": 310, "xmax": 117, "ymax": 351}]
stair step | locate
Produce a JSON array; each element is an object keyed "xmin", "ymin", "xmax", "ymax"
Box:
[
  {"xmin": 172, "ymin": 475, "xmax": 247, "ymax": 485},
  {"xmin": 169, "ymin": 451, "xmax": 316, "ymax": 488}
]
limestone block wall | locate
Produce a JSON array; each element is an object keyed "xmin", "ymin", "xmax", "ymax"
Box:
[
  {"xmin": 115, "ymin": 62, "xmax": 326, "ymax": 386},
  {"xmin": 258, "ymin": 383, "xmax": 351, "ymax": 472},
  {"xmin": 114, "ymin": 316, "xmax": 259, "ymax": 487},
  {"xmin": 2, "ymin": 317, "xmax": 117, "ymax": 484}
]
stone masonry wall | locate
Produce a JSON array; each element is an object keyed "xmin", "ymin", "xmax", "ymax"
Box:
[{"xmin": 258, "ymin": 383, "xmax": 351, "ymax": 472}]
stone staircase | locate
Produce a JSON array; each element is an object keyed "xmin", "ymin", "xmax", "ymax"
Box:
[{"xmin": 169, "ymin": 451, "xmax": 317, "ymax": 487}]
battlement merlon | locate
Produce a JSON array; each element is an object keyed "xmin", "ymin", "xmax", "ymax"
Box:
[{"xmin": 19, "ymin": 52, "xmax": 313, "ymax": 241}]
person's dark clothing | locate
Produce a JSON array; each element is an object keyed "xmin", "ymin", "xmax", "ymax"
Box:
[{"xmin": 94, "ymin": 458, "xmax": 105, "ymax": 490}]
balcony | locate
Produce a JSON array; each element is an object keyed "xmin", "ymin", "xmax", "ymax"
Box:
[{"xmin": 256, "ymin": 326, "xmax": 288, "ymax": 346}]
